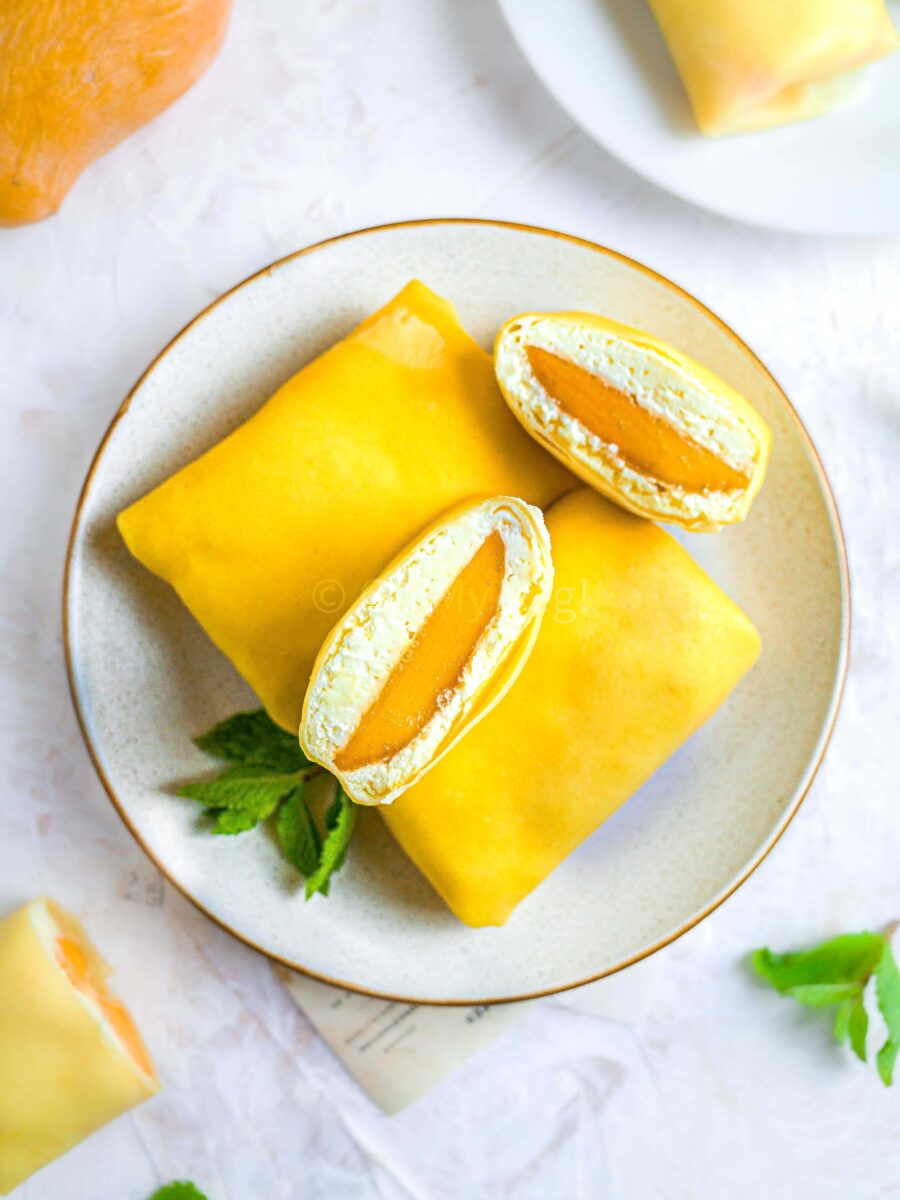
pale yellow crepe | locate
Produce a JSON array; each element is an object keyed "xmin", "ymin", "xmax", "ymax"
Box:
[
  {"xmin": 647, "ymin": 0, "xmax": 900, "ymax": 135},
  {"xmin": 383, "ymin": 489, "xmax": 761, "ymax": 927},
  {"xmin": 0, "ymin": 899, "xmax": 158, "ymax": 1195},
  {"xmin": 118, "ymin": 281, "xmax": 573, "ymax": 731}
]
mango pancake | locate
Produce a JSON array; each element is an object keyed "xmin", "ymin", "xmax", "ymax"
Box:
[
  {"xmin": 118, "ymin": 280, "xmax": 573, "ymax": 730},
  {"xmin": 383, "ymin": 489, "xmax": 761, "ymax": 927}
]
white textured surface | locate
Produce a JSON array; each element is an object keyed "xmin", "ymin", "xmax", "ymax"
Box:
[{"xmin": 0, "ymin": 0, "xmax": 897, "ymax": 1195}]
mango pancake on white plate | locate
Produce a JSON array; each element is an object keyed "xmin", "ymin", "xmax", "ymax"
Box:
[{"xmin": 65, "ymin": 219, "xmax": 848, "ymax": 1003}]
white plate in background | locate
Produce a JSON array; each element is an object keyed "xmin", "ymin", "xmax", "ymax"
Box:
[
  {"xmin": 499, "ymin": 0, "xmax": 900, "ymax": 234},
  {"xmin": 65, "ymin": 219, "xmax": 848, "ymax": 1003}
]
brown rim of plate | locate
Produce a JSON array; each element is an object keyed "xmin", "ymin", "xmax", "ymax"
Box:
[{"xmin": 62, "ymin": 217, "xmax": 851, "ymax": 1007}]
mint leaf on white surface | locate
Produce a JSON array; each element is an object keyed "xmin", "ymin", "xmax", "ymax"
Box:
[
  {"xmin": 149, "ymin": 1184, "xmax": 208, "ymax": 1200},
  {"xmin": 873, "ymin": 945, "xmax": 900, "ymax": 1085},
  {"xmin": 752, "ymin": 929, "xmax": 900, "ymax": 1084}
]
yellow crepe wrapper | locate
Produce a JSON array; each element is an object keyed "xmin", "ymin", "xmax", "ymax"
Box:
[
  {"xmin": 383, "ymin": 489, "xmax": 761, "ymax": 927},
  {"xmin": 301, "ymin": 496, "xmax": 554, "ymax": 806},
  {"xmin": 647, "ymin": 0, "xmax": 900, "ymax": 135},
  {"xmin": 118, "ymin": 280, "xmax": 573, "ymax": 731},
  {"xmin": 495, "ymin": 311, "xmax": 771, "ymax": 532},
  {"xmin": 0, "ymin": 899, "xmax": 158, "ymax": 1195}
]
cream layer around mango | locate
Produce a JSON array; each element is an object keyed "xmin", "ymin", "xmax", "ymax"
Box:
[
  {"xmin": 118, "ymin": 280, "xmax": 573, "ymax": 732},
  {"xmin": 495, "ymin": 312, "xmax": 770, "ymax": 531},
  {"xmin": 301, "ymin": 496, "xmax": 553, "ymax": 806},
  {"xmin": 0, "ymin": 899, "xmax": 158, "ymax": 1195},
  {"xmin": 384, "ymin": 489, "xmax": 761, "ymax": 927},
  {"xmin": 647, "ymin": 0, "xmax": 899, "ymax": 135}
]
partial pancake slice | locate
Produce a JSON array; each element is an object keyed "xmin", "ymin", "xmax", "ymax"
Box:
[
  {"xmin": 495, "ymin": 312, "xmax": 771, "ymax": 531},
  {"xmin": 46, "ymin": 913, "xmax": 155, "ymax": 1081},
  {"xmin": 0, "ymin": 899, "xmax": 159, "ymax": 1196},
  {"xmin": 301, "ymin": 496, "xmax": 553, "ymax": 806},
  {"xmin": 645, "ymin": 0, "xmax": 899, "ymax": 136}
]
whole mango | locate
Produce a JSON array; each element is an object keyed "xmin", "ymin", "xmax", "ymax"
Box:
[{"xmin": 0, "ymin": 0, "xmax": 232, "ymax": 226}]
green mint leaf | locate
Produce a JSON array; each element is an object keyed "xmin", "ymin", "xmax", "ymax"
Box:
[
  {"xmin": 834, "ymin": 995, "xmax": 868, "ymax": 1062},
  {"xmin": 752, "ymin": 934, "xmax": 885, "ymax": 996},
  {"xmin": 753, "ymin": 930, "xmax": 900, "ymax": 1084},
  {"xmin": 324, "ymin": 790, "xmax": 344, "ymax": 829},
  {"xmin": 178, "ymin": 765, "xmax": 301, "ymax": 807},
  {"xmin": 179, "ymin": 766, "xmax": 299, "ymax": 834},
  {"xmin": 785, "ymin": 982, "xmax": 865, "ymax": 1009},
  {"xmin": 848, "ymin": 996, "xmax": 869, "ymax": 1063},
  {"xmin": 833, "ymin": 997, "xmax": 853, "ymax": 1044},
  {"xmin": 277, "ymin": 785, "xmax": 321, "ymax": 876},
  {"xmin": 304, "ymin": 785, "xmax": 357, "ymax": 900},
  {"xmin": 877, "ymin": 1038, "xmax": 900, "ymax": 1088},
  {"xmin": 149, "ymin": 1184, "xmax": 208, "ymax": 1200},
  {"xmin": 194, "ymin": 708, "xmax": 310, "ymax": 773},
  {"xmin": 874, "ymin": 941, "xmax": 900, "ymax": 1085},
  {"xmin": 211, "ymin": 805, "xmax": 274, "ymax": 836}
]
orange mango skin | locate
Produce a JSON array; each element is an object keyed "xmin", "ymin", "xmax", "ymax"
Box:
[
  {"xmin": 383, "ymin": 489, "xmax": 761, "ymax": 928},
  {"xmin": 118, "ymin": 281, "xmax": 574, "ymax": 731},
  {"xmin": 0, "ymin": 0, "xmax": 232, "ymax": 226}
]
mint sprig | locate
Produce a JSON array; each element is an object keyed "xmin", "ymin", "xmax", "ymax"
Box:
[
  {"xmin": 752, "ymin": 928, "xmax": 900, "ymax": 1085},
  {"xmin": 149, "ymin": 1184, "xmax": 208, "ymax": 1200},
  {"xmin": 305, "ymin": 785, "xmax": 357, "ymax": 900},
  {"xmin": 177, "ymin": 708, "xmax": 356, "ymax": 899}
]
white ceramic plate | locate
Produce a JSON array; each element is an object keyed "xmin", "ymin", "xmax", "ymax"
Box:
[
  {"xmin": 499, "ymin": 0, "xmax": 900, "ymax": 235},
  {"xmin": 65, "ymin": 219, "xmax": 849, "ymax": 1003}
]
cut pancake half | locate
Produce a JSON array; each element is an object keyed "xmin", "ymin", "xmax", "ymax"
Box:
[
  {"xmin": 495, "ymin": 312, "xmax": 771, "ymax": 531},
  {"xmin": 300, "ymin": 495, "xmax": 553, "ymax": 806}
]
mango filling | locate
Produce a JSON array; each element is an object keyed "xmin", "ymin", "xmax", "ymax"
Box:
[
  {"xmin": 526, "ymin": 345, "xmax": 750, "ymax": 492},
  {"xmin": 55, "ymin": 936, "xmax": 154, "ymax": 1078},
  {"xmin": 334, "ymin": 531, "xmax": 506, "ymax": 772}
]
